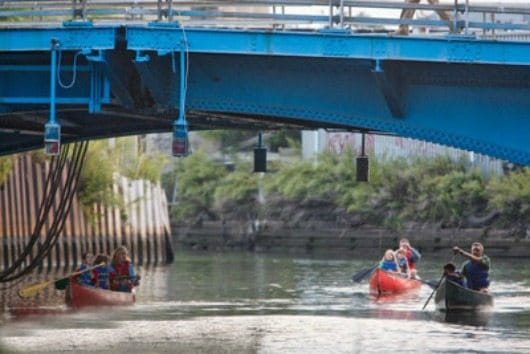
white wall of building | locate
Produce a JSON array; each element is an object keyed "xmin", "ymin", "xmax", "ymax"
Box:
[{"xmin": 302, "ymin": 130, "xmax": 503, "ymax": 176}]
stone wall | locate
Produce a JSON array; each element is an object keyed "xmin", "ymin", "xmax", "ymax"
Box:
[{"xmin": 172, "ymin": 220, "xmax": 530, "ymax": 258}]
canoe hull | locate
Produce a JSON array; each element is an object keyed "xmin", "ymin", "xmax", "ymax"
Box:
[
  {"xmin": 369, "ymin": 268, "xmax": 421, "ymax": 295},
  {"xmin": 66, "ymin": 282, "xmax": 135, "ymax": 308},
  {"xmin": 434, "ymin": 279, "xmax": 493, "ymax": 311}
]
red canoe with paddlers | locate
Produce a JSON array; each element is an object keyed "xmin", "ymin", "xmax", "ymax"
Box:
[
  {"xmin": 65, "ymin": 282, "xmax": 135, "ymax": 308},
  {"xmin": 369, "ymin": 268, "xmax": 422, "ymax": 296}
]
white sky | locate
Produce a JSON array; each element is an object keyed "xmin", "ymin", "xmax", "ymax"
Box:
[{"xmin": 284, "ymin": 1, "xmax": 530, "ymax": 22}]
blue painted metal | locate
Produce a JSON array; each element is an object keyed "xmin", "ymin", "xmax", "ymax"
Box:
[
  {"xmin": 48, "ymin": 39, "xmax": 58, "ymax": 125},
  {"xmin": 0, "ymin": 24, "xmax": 529, "ymax": 166},
  {"xmin": 126, "ymin": 27, "xmax": 530, "ymax": 66},
  {"xmin": 45, "ymin": 39, "xmax": 61, "ymax": 156},
  {"xmin": 172, "ymin": 41, "xmax": 190, "ymax": 157},
  {"xmin": 0, "ymin": 27, "xmax": 116, "ymax": 51}
]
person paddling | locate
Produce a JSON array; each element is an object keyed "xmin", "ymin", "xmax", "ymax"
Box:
[
  {"xmin": 109, "ymin": 246, "xmax": 140, "ymax": 292},
  {"xmin": 443, "ymin": 262, "xmax": 465, "ymax": 287},
  {"xmin": 453, "ymin": 242, "xmax": 490, "ymax": 292},
  {"xmin": 73, "ymin": 253, "xmax": 94, "ymax": 286}
]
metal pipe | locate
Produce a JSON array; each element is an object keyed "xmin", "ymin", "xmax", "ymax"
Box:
[
  {"xmin": 49, "ymin": 39, "xmax": 58, "ymax": 125},
  {"xmin": 339, "ymin": 0, "xmax": 344, "ymax": 28},
  {"xmin": 465, "ymin": 0, "xmax": 469, "ymax": 35},
  {"xmin": 329, "ymin": 0, "xmax": 333, "ymax": 28},
  {"xmin": 258, "ymin": 131, "xmax": 263, "ymax": 147},
  {"xmin": 178, "ymin": 41, "xmax": 186, "ymax": 124},
  {"xmin": 361, "ymin": 131, "xmax": 365, "ymax": 156}
]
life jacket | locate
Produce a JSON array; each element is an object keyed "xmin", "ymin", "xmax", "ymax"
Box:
[
  {"xmin": 111, "ymin": 261, "xmax": 130, "ymax": 277},
  {"xmin": 463, "ymin": 260, "xmax": 490, "ymax": 290},
  {"xmin": 397, "ymin": 257, "xmax": 408, "ymax": 273},
  {"xmin": 404, "ymin": 250, "xmax": 416, "ymax": 270},
  {"xmin": 93, "ymin": 266, "xmax": 109, "ymax": 289},
  {"xmin": 380, "ymin": 259, "xmax": 397, "ymax": 272},
  {"xmin": 110, "ymin": 261, "xmax": 133, "ymax": 292},
  {"xmin": 75, "ymin": 264, "xmax": 93, "ymax": 286},
  {"xmin": 446, "ymin": 273, "xmax": 465, "ymax": 287}
]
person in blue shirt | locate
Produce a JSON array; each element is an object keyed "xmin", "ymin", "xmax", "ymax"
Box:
[
  {"xmin": 453, "ymin": 242, "xmax": 491, "ymax": 292},
  {"xmin": 74, "ymin": 252, "xmax": 94, "ymax": 286},
  {"xmin": 443, "ymin": 262, "xmax": 466, "ymax": 287},
  {"xmin": 379, "ymin": 249, "xmax": 399, "ymax": 273}
]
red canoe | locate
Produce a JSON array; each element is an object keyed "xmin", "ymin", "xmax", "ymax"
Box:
[
  {"xmin": 66, "ymin": 282, "xmax": 135, "ymax": 308},
  {"xmin": 369, "ymin": 268, "xmax": 422, "ymax": 296}
]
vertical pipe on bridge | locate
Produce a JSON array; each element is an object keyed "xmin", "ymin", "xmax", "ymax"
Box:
[
  {"xmin": 45, "ymin": 39, "xmax": 61, "ymax": 156},
  {"xmin": 49, "ymin": 39, "xmax": 58, "ymax": 126},
  {"xmin": 172, "ymin": 39, "xmax": 189, "ymax": 157}
]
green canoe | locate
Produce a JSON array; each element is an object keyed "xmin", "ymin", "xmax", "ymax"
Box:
[{"xmin": 434, "ymin": 278, "xmax": 493, "ymax": 311}]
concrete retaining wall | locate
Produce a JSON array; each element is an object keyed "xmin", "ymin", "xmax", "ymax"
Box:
[{"xmin": 172, "ymin": 220, "xmax": 530, "ymax": 258}]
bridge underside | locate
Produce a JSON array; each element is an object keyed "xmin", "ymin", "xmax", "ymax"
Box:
[{"xmin": 0, "ymin": 26, "xmax": 529, "ymax": 165}]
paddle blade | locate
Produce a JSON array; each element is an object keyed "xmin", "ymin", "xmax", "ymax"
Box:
[
  {"xmin": 18, "ymin": 280, "xmax": 53, "ymax": 298},
  {"xmin": 54, "ymin": 278, "xmax": 69, "ymax": 290},
  {"xmin": 352, "ymin": 264, "xmax": 378, "ymax": 283}
]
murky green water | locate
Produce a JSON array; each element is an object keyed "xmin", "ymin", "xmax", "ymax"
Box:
[{"xmin": 1, "ymin": 250, "xmax": 530, "ymax": 353}]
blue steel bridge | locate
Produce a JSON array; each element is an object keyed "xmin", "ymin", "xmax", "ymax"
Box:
[{"xmin": 0, "ymin": 1, "xmax": 529, "ymax": 165}]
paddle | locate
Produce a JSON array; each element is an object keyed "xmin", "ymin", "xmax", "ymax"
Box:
[
  {"xmin": 422, "ymin": 254, "xmax": 457, "ymax": 310},
  {"xmin": 352, "ymin": 264, "xmax": 379, "ymax": 283},
  {"xmin": 18, "ymin": 263, "xmax": 104, "ymax": 298}
]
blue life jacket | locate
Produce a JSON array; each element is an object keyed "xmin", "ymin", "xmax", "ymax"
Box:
[
  {"xmin": 94, "ymin": 266, "xmax": 109, "ymax": 289},
  {"xmin": 380, "ymin": 259, "xmax": 397, "ymax": 272},
  {"xmin": 463, "ymin": 260, "xmax": 490, "ymax": 290},
  {"xmin": 397, "ymin": 257, "xmax": 408, "ymax": 273},
  {"xmin": 446, "ymin": 274, "xmax": 466, "ymax": 287},
  {"xmin": 78, "ymin": 264, "xmax": 93, "ymax": 286}
]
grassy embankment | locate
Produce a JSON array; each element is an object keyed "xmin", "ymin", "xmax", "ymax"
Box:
[{"xmin": 163, "ymin": 150, "xmax": 530, "ymax": 236}]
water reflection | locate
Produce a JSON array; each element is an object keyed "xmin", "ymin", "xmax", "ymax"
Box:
[
  {"xmin": 433, "ymin": 310, "xmax": 492, "ymax": 327},
  {"xmin": 1, "ymin": 252, "xmax": 530, "ymax": 353},
  {"xmin": 369, "ymin": 290, "xmax": 423, "ymax": 305}
]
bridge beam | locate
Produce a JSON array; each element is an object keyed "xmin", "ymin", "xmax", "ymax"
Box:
[
  {"xmin": 0, "ymin": 26, "xmax": 116, "ymax": 51},
  {"xmin": 126, "ymin": 27, "xmax": 530, "ymax": 66}
]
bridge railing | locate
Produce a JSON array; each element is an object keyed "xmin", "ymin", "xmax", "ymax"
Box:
[{"xmin": 1, "ymin": 1, "xmax": 530, "ymax": 39}]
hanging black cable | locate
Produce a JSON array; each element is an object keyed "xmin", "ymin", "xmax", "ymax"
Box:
[
  {"xmin": 0, "ymin": 144, "xmax": 73, "ymax": 280},
  {"xmin": 0, "ymin": 141, "xmax": 89, "ymax": 283}
]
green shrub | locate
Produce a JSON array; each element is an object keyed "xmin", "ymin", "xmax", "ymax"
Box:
[
  {"xmin": 487, "ymin": 167, "xmax": 530, "ymax": 225},
  {"xmin": 169, "ymin": 150, "xmax": 227, "ymax": 223}
]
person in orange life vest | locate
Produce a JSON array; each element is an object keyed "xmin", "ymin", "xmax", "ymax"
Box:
[
  {"xmin": 92, "ymin": 254, "xmax": 110, "ymax": 290},
  {"xmin": 396, "ymin": 238, "xmax": 421, "ymax": 279},
  {"xmin": 109, "ymin": 246, "xmax": 139, "ymax": 292},
  {"xmin": 73, "ymin": 252, "xmax": 94, "ymax": 286}
]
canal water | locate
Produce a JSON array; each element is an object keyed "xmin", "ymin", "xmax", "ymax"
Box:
[{"xmin": 1, "ymin": 250, "xmax": 530, "ymax": 353}]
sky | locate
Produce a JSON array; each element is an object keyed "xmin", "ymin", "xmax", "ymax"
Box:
[
  {"xmin": 291, "ymin": 1, "xmax": 530, "ymax": 16},
  {"xmin": 285, "ymin": 1, "xmax": 530, "ymax": 23}
]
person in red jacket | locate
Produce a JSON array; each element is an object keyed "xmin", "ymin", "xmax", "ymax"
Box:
[
  {"xmin": 396, "ymin": 238, "xmax": 421, "ymax": 279},
  {"xmin": 109, "ymin": 246, "xmax": 139, "ymax": 292}
]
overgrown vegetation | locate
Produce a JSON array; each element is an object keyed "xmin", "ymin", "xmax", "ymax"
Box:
[
  {"xmin": 77, "ymin": 137, "xmax": 168, "ymax": 220},
  {"xmin": 165, "ymin": 149, "xmax": 530, "ymax": 234},
  {"xmin": 0, "ymin": 156, "xmax": 14, "ymax": 187}
]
